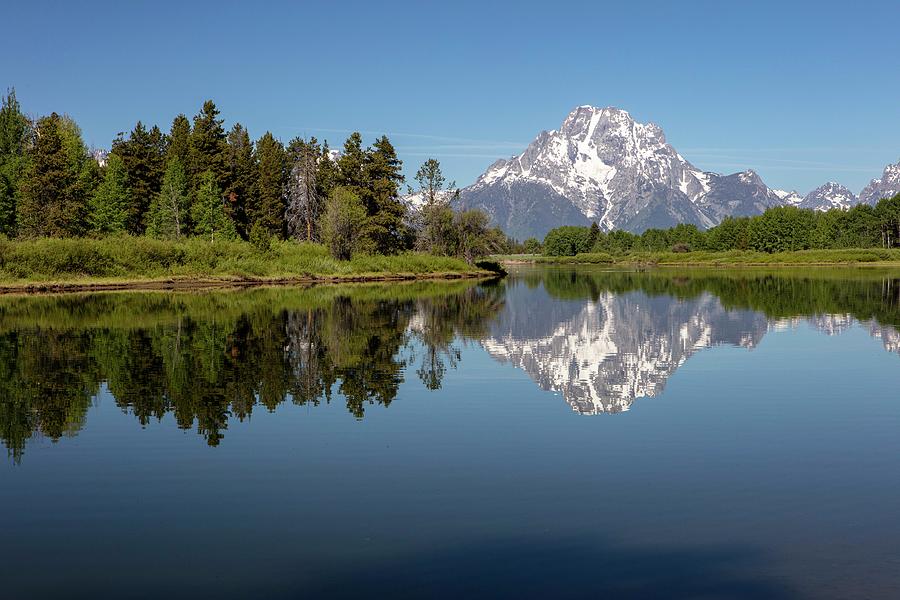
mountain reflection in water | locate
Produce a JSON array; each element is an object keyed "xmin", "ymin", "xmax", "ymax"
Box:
[{"xmin": 1, "ymin": 268, "xmax": 899, "ymax": 461}]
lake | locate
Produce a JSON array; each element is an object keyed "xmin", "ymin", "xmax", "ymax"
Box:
[{"xmin": 2, "ymin": 267, "xmax": 900, "ymax": 599}]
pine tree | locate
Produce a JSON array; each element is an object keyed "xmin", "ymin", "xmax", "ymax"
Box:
[
  {"xmin": 166, "ymin": 114, "xmax": 191, "ymax": 176},
  {"xmin": 364, "ymin": 135, "xmax": 407, "ymax": 253},
  {"xmin": 0, "ymin": 88, "xmax": 30, "ymax": 236},
  {"xmin": 251, "ymin": 132, "xmax": 286, "ymax": 237},
  {"xmin": 286, "ymin": 136, "xmax": 322, "ymax": 241},
  {"xmin": 111, "ymin": 121, "xmax": 165, "ymax": 233},
  {"xmin": 189, "ymin": 100, "xmax": 227, "ymax": 191},
  {"xmin": 147, "ymin": 157, "xmax": 189, "ymax": 239},
  {"xmin": 336, "ymin": 132, "xmax": 367, "ymax": 195},
  {"xmin": 18, "ymin": 113, "xmax": 89, "ymax": 237},
  {"xmin": 224, "ymin": 123, "xmax": 256, "ymax": 237},
  {"xmin": 413, "ymin": 158, "xmax": 456, "ymax": 206},
  {"xmin": 191, "ymin": 170, "xmax": 237, "ymax": 241},
  {"xmin": 89, "ymin": 152, "xmax": 129, "ymax": 234}
]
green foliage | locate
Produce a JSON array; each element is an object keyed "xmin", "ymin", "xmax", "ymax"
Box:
[
  {"xmin": 224, "ymin": 123, "xmax": 256, "ymax": 237},
  {"xmin": 251, "ymin": 132, "xmax": 286, "ymax": 238},
  {"xmin": 362, "ymin": 135, "xmax": 406, "ymax": 254},
  {"xmin": 248, "ymin": 222, "xmax": 273, "ymax": 253},
  {"xmin": 474, "ymin": 259, "xmax": 507, "ymax": 276},
  {"xmin": 746, "ymin": 206, "xmax": 816, "ymax": 252},
  {"xmin": 0, "ymin": 236, "xmax": 476, "ymax": 283},
  {"xmin": 191, "ymin": 171, "xmax": 237, "ymax": 242},
  {"xmin": 18, "ymin": 113, "xmax": 92, "ymax": 237},
  {"xmin": 320, "ymin": 186, "xmax": 370, "ymax": 260},
  {"xmin": 110, "ymin": 121, "xmax": 165, "ymax": 233},
  {"xmin": 542, "ymin": 225, "xmax": 594, "ymax": 256},
  {"xmin": 146, "ymin": 157, "xmax": 189, "ymax": 239},
  {"xmin": 522, "ymin": 237, "xmax": 542, "ymax": 254},
  {"xmin": 189, "ymin": 100, "xmax": 228, "ymax": 192},
  {"xmin": 89, "ymin": 153, "xmax": 129, "ymax": 234},
  {"xmin": 0, "ymin": 88, "xmax": 30, "ymax": 236}
]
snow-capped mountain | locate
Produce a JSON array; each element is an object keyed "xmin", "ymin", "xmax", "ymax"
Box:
[
  {"xmin": 799, "ymin": 182, "xmax": 858, "ymax": 211},
  {"xmin": 457, "ymin": 105, "xmax": 784, "ymax": 239},
  {"xmin": 773, "ymin": 189, "xmax": 804, "ymax": 206},
  {"xmin": 859, "ymin": 160, "xmax": 900, "ymax": 206},
  {"xmin": 453, "ymin": 106, "xmax": 899, "ymax": 240}
]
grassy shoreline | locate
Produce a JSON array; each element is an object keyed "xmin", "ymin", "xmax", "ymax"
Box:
[
  {"xmin": 494, "ymin": 248, "xmax": 900, "ymax": 267},
  {"xmin": 0, "ymin": 237, "xmax": 487, "ymax": 294}
]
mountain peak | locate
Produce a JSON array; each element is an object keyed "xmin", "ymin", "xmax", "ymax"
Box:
[
  {"xmin": 859, "ymin": 159, "xmax": 900, "ymax": 205},
  {"xmin": 457, "ymin": 106, "xmax": 897, "ymax": 240}
]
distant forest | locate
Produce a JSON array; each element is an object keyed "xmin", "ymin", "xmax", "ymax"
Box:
[
  {"xmin": 538, "ymin": 198, "xmax": 900, "ymax": 256},
  {"xmin": 0, "ymin": 89, "xmax": 511, "ymax": 261}
]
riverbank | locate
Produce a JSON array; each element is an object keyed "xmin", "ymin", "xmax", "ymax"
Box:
[
  {"xmin": 495, "ymin": 248, "xmax": 900, "ymax": 267},
  {"xmin": 0, "ymin": 237, "xmax": 487, "ymax": 294}
]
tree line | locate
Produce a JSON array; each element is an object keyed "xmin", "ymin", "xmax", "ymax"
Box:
[
  {"xmin": 538, "ymin": 199, "xmax": 900, "ymax": 256},
  {"xmin": 0, "ymin": 89, "xmax": 510, "ymax": 261}
]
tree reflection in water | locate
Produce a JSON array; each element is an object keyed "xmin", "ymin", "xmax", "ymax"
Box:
[{"xmin": 0, "ymin": 282, "xmax": 504, "ymax": 461}]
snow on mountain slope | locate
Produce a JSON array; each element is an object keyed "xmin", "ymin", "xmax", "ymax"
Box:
[
  {"xmin": 799, "ymin": 182, "xmax": 858, "ymax": 211},
  {"xmin": 859, "ymin": 160, "xmax": 900, "ymax": 205},
  {"xmin": 458, "ymin": 106, "xmax": 781, "ymax": 239}
]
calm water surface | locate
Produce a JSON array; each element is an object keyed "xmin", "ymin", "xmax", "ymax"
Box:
[{"xmin": 2, "ymin": 267, "xmax": 900, "ymax": 599}]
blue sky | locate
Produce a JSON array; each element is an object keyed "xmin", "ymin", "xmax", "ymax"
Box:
[{"xmin": 2, "ymin": 0, "xmax": 898, "ymax": 194}]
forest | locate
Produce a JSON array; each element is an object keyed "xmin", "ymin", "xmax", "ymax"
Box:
[
  {"xmin": 538, "ymin": 198, "xmax": 900, "ymax": 257},
  {"xmin": 0, "ymin": 89, "xmax": 508, "ymax": 266}
]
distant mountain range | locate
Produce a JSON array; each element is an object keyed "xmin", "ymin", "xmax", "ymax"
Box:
[{"xmin": 455, "ymin": 106, "xmax": 900, "ymax": 239}]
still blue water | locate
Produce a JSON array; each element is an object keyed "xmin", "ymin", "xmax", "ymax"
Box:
[{"xmin": 2, "ymin": 268, "xmax": 899, "ymax": 598}]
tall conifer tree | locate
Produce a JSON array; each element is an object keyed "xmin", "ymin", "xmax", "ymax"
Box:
[
  {"xmin": 18, "ymin": 113, "xmax": 89, "ymax": 237},
  {"xmin": 189, "ymin": 100, "xmax": 227, "ymax": 191},
  {"xmin": 111, "ymin": 121, "xmax": 165, "ymax": 233},
  {"xmin": 88, "ymin": 152, "xmax": 129, "ymax": 233},
  {"xmin": 0, "ymin": 88, "xmax": 30, "ymax": 236},
  {"xmin": 251, "ymin": 132, "xmax": 286, "ymax": 237},
  {"xmin": 364, "ymin": 135, "xmax": 407, "ymax": 253},
  {"xmin": 225, "ymin": 123, "xmax": 256, "ymax": 237}
]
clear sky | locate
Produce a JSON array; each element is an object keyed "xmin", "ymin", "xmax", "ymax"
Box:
[{"xmin": 2, "ymin": 0, "xmax": 898, "ymax": 194}]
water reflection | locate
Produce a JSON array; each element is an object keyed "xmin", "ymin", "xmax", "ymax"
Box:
[
  {"xmin": 490, "ymin": 268, "xmax": 900, "ymax": 414},
  {"xmin": 2, "ymin": 269, "xmax": 900, "ymax": 461},
  {"xmin": 0, "ymin": 283, "xmax": 503, "ymax": 460}
]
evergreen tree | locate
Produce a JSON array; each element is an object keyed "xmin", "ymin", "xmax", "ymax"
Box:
[
  {"xmin": 189, "ymin": 100, "xmax": 227, "ymax": 190},
  {"xmin": 336, "ymin": 132, "xmax": 367, "ymax": 195},
  {"xmin": 413, "ymin": 158, "xmax": 456, "ymax": 205},
  {"xmin": 363, "ymin": 135, "xmax": 407, "ymax": 253},
  {"xmin": 316, "ymin": 142, "xmax": 338, "ymax": 200},
  {"xmin": 166, "ymin": 114, "xmax": 191, "ymax": 178},
  {"xmin": 88, "ymin": 152, "xmax": 129, "ymax": 234},
  {"xmin": 18, "ymin": 113, "xmax": 89, "ymax": 237},
  {"xmin": 0, "ymin": 88, "xmax": 30, "ymax": 236},
  {"xmin": 147, "ymin": 157, "xmax": 189, "ymax": 239},
  {"xmin": 191, "ymin": 170, "xmax": 237, "ymax": 241},
  {"xmin": 111, "ymin": 121, "xmax": 165, "ymax": 233},
  {"xmin": 251, "ymin": 132, "xmax": 286, "ymax": 237},
  {"xmin": 286, "ymin": 136, "xmax": 322, "ymax": 241},
  {"xmin": 224, "ymin": 123, "xmax": 256, "ymax": 237}
]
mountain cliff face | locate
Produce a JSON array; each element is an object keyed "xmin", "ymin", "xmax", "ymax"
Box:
[
  {"xmin": 859, "ymin": 160, "xmax": 900, "ymax": 205},
  {"xmin": 455, "ymin": 106, "xmax": 899, "ymax": 240},
  {"xmin": 799, "ymin": 182, "xmax": 858, "ymax": 211}
]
